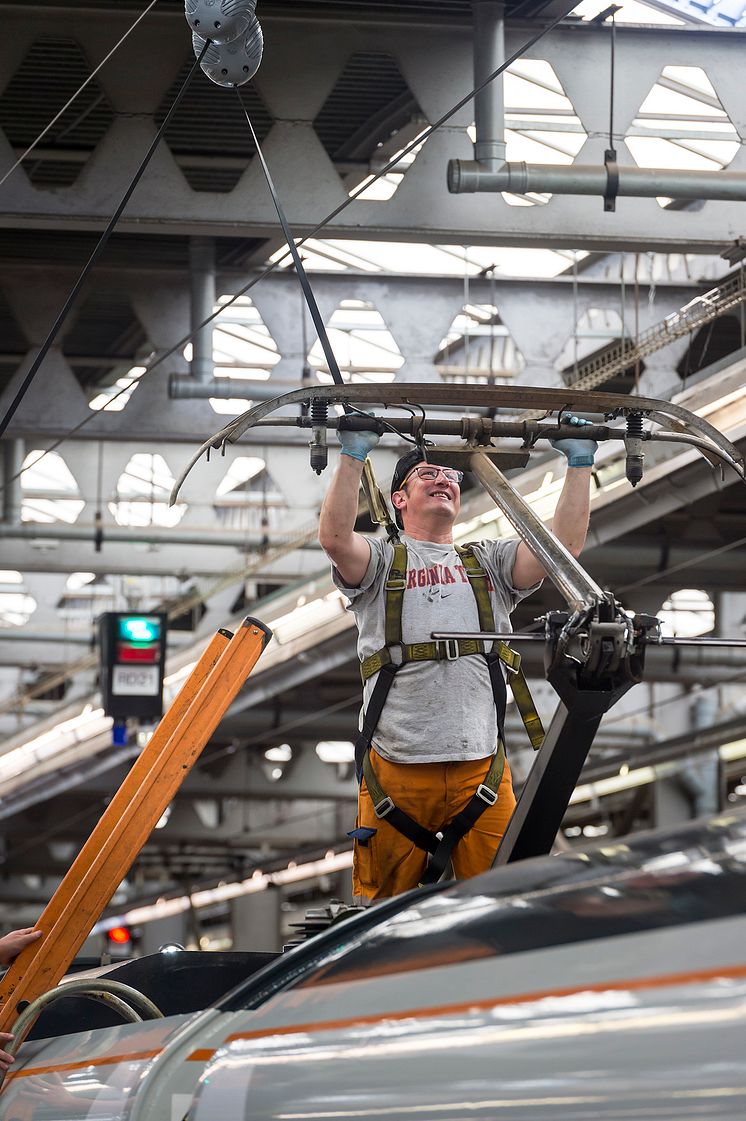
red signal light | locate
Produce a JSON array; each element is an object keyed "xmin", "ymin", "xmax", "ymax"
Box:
[{"xmin": 107, "ymin": 925, "xmax": 132, "ymax": 946}]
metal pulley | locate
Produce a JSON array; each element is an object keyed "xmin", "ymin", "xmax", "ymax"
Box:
[
  {"xmin": 185, "ymin": 0, "xmax": 258, "ymax": 45},
  {"xmin": 191, "ymin": 18, "xmax": 263, "ymax": 87}
]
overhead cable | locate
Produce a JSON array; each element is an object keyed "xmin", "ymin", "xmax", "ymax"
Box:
[
  {"xmin": 0, "ymin": 6, "xmax": 568, "ymax": 491},
  {"xmin": 0, "ymin": 41, "xmax": 209, "ymax": 440}
]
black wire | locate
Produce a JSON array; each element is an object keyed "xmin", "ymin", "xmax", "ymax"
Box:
[
  {"xmin": 0, "ymin": 41, "xmax": 209, "ymax": 440},
  {"xmin": 237, "ymin": 88, "xmax": 347, "ymax": 395},
  {"xmin": 343, "ymin": 403, "xmax": 425, "ymax": 446},
  {"xmin": 0, "ymin": 9, "xmax": 569, "ymax": 491}
]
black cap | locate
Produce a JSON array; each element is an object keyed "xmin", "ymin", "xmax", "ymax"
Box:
[{"xmin": 390, "ymin": 447, "xmax": 426, "ymax": 529}]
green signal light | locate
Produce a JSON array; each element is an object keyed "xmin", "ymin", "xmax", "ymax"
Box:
[{"xmin": 118, "ymin": 616, "xmax": 160, "ymax": 644}]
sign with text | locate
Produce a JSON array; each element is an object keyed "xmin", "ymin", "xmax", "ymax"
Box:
[{"xmin": 99, "ymin": 612, "xmax": 167, "ymax": 721}]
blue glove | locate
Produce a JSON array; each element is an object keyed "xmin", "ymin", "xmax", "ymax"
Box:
[
  {"xmin": 338, "ymin": 427, "xmax": 380, "ymax": 462},
  {"xmin": 550, "ymin": 414, "xmax": 597, "ymax": 468}
]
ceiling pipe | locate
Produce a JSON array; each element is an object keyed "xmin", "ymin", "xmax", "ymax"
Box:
[
  {"xmin": 449, "ymin": 160, "xmax": 746, "ymax": 201},
  {"xmin": 0, "ymin": 523, "xmax": 320, "ymax": 550},
  {"xmin": 473, "ymin": 0, "xmax": 506, "ymax": 170},
  {"xmin": 174, "ymin": 238, "xmax": 308, "ymax": 400},
  {"xmin": 450, "ymin": 3, "xmax": 746, "ymax": 204},
  {"xmin": 169, "ymin": 376, "xmax": 295, "ymax": 400}
]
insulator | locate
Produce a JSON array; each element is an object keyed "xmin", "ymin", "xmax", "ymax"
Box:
[
  {"xmin": 309, "ymin": 398, "xmax": 329, "ymax": 475},
  {"xmin": 185, "ymin": 0, "xmax": 257, "ymax": 46},
  {"xmin": 625, "ymin": 410, "xmax": 645, "ymax": 488},
  {"xmin": 310, "ymin": 398, "xmax": 329, "ymax": 426},
  {"xmin": 626, "ymin": 411, "xmax": 644, "ymax": 440},
  {"xmin": 192, "ymin": 16, "xmax": 263, "ymax": 88}
]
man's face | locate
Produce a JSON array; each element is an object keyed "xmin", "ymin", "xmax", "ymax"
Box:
[{"xmin": 396, "ymin": 465, "xmax": 462, "ymax": 526}]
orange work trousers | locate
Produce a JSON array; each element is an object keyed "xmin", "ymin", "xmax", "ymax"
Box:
[{"xmin": 352, "ymin": 748, "xmax": 516, "ymax": 902}]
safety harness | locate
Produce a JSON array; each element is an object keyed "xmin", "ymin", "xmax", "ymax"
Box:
[{"xmin": 353, "ymin": 540, "xmax": 545, "ymax": 885}]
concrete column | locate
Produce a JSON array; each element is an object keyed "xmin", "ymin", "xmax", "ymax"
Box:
[
  {"xmin": 231, "ymin": 887, "xmax": 281, "ymax": 953},
  {"xmin": 2, "ymin": 438, "xmax": 24, "ymax": 525},
  {"xmin": 190, "ymin": 237, "xmax": 216, "ymax": 384},
  {"xmin": 653, "ymin": 774, "xmax": 693, "ymax": 829},
  {"xmin": 139, "ymin": 912, "xmax": 189, "ymax": 957},
  {"xmin": 654, "ymin": 693, "xmax": 722, "ymax": 827}
]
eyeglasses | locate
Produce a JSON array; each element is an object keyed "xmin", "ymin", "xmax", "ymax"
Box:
[{"xmin": 402, "ymin": 465, "xmax": 464, "ymax": 487}]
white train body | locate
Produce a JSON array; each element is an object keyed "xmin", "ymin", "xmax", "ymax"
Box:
[{"xmin": 3, "ymin": 809, "xmax": 745, "ymax": 1120}]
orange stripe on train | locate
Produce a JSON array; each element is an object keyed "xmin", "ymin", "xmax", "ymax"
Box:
[{"xmin": 227, "ymin": 960, "xmax": 746, "ymax": 1044}]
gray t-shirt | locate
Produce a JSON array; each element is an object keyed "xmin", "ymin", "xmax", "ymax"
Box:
[{"xmin": 333, "ymin": 534, "xmax": 539, "ymax": 764}]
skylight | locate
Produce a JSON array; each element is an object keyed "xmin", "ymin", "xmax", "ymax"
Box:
[
  {"xmin": 658, "ymin": 589, "xmax": 715, "ymax": 637},
  {"xmin": 182, "ymin": 295, "xmax": 281, "ymax": 416},
  {"xmin": 625, "ymin": 66, "xmax": 740, "ymax": 206},
  {"xmin": 65, "ymin": 572, "xmax": 95, "ymax": 591},
  {"xmin": 571, "ymin": 0, "xmax": 687, "ymax": 23},
  {"xmin": 436, "ymin": 304, "xmax": 525, "ymax": 382},
  {"xmin": 89, "ymin": 365, "xmax": 146, "ymax": 412},
  {"xmin": 555, "ymin": 307, "xmax": 627, "ymax": 372},
  {"xmin": 110, "ymin": 454, "xmax": 186, "ymax": 528},
  {"xmin": 21, "ymin": 451, "xmax": 85, "ymax": 524},
  {"xmin": 214, "ymin": 457, "xmax": 287, "ymax": 531},
  {"xmin": 0, "ymin": 572, "xmax": 36, "ymax": 628},
  {"xmin": 353, "ymin": 128, "xmax": 429, "ymax": 202},
  {"xmin": 215, "ymin": 456, "xmax": 266, "ymax": 497},
  {"xmin": 308, "ymin": 300, "xmax": 404, "ymax": 384},
  {"xmin": 468, "ymin": 60, "xmax": 587, "ymax": 207},
  {"xmin": 269, "ymin": 239, "xmax": 584, "ymax": 280}
]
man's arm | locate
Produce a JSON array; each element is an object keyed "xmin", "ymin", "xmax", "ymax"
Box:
[
  {"xmin": 512, "ymin": 466, "xmax": 592, "ymax": 589},
  {"xmin": 512, "ymin": 416, "xmax": 597, "ymax": 590},
  {"xmin": 319, "ymin": 436, "xmax": 377, "ymax": 587},
  {"xmin": 0, "ymin": 926, "xmax": 41, "ymax": 966}
]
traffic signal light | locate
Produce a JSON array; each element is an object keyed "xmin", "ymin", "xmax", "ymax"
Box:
[
  {"xmin": 107, "ymin": 925, "xmax": 132, "ymax": 948},
  {"xmin": 99, "ymin": 612, "xmax": 167, "ymax": 721}
]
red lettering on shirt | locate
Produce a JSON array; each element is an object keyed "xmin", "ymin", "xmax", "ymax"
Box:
[{"xmin": 405, "ymin": 563, "xmax": 486, "ymax": 591}]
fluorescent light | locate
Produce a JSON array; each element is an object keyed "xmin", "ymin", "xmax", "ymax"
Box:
[
  {"xmin": 0, "ymin": 705, "xmax": 113, "ymax": 785},
  {"xmin": 571, "ymin": 766, "xmax": 657, "ymax": 804},
  {"xmin": 572, "ymin": 737, "xmax": 746, "ymax": 806},
  {"xmin": 316, "ymin": 741, "xmax": 355, "ymax": 764},
  {"xmin": 271, "ymin": 591, "xmax": 346, "ymax": 645},
  {"xmin": 93, "ymin": 850, "xmax": 354, "ymax": 933},
  {"xmin": 721, "ymin": 739, "xmax": 746, "ymax": 762},
  {"xmin": 265, "ymin": 743, "xmax": 292, "ymax": 763},
  {"xmin": 271, "ymin": 850, "xmax": 353, "ymax": 885}
]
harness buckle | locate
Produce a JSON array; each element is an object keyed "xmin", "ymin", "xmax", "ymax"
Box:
[
  {"xmin": 374, "ymin": 795, "xmax": 395, "ymax": 818},
  {"xmin": 436, "ymin": 638, "xmax": 460, "ymax": 661},
  {"xmin": 476, "ymin": 783, "xmax": 498, "ymax": 806},
  {"xmin": 385, "ymin": 577, "xmax": 407, "ymax": 591},
  {"xmin": 499, "ymin": 645, "xmax": 521, "ymax": 674}
]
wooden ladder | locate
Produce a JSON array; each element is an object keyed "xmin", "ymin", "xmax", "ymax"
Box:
[{"xmin": 0, "ymin": 616, "xmax": 271, "ymax": 1040}]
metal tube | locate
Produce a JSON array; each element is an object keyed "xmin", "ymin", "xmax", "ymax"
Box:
[
  {"xmin": 473, "ymin": 0, "xmax": 506, "ymax": 169},
  {"xmin": 189, "ymin": 236, "xmax": 216, "ymax": 384},
  {"xmin": 449, "ymin": 160, "xmax": 746, "ymax": 201},
  {"xmin": 0, "ymin": 523, "xmax": 319, "ymax": 549},
  {"xmin": 469, "ymin": 449, "xmax": 606, "ymax": 612},
  {"xmin": 169, "ymin": 375, "xmax": 294, "ymax": 400},
  {"xmin": 2, "ymin": 438, "xmax": 24, "ymax": 524}
]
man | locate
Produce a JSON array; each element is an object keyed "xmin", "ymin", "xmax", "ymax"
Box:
[
  {"xmin": 318, "ymin": 419, "xmax": 596, "ymax": 902},
  {"xmin": 0, "ymin": 926, "xmax": 42, "ymax": 1071}
]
